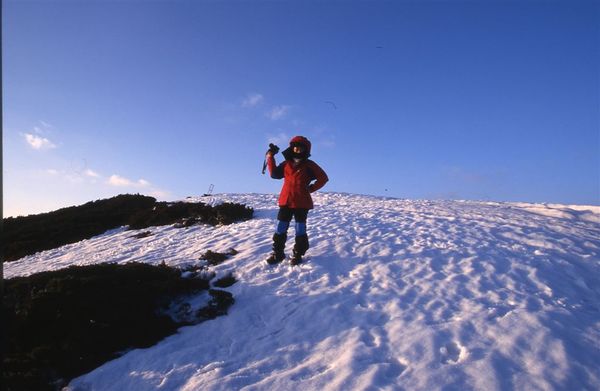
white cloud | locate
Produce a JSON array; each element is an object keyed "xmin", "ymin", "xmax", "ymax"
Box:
[
  {"xmin": 107, "ymin": 175, "xmax": 168, "ymax": 199},
  {"xmin": 45, "ymin": 167, "xmax": 102, "ymax": 182},
  {"xmin": 25, "ymin": 133, "xmax": 56, "ymax": 150},
  {"xmin": 267, "ymin": 105, "xmax": 291, "ymax": 120},
  {"xmin": 84, "ymin": 169, "xmax": 100, "ymax": 178},
  {"xmin": 107, "ymin": 174, "xmax": 151, "ymax": 188},
  {"xmin": 242, "ymin": 93, "xmax": 264, "ymax": 108},
  {"xmin": 108, "ymin": 175, "xmax": 133, "ymax": 187}
]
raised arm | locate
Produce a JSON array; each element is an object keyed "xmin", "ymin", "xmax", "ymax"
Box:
[{"xmin": 267, "ymin": 153, "xmax": 285, "ymax": 179}]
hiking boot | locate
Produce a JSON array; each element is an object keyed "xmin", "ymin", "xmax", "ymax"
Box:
[
  {"xmin": 266, "ymin": 251, "xmax": 286, "ymax": 265},
  {"xmin": 266, "ymin": 233, "xmax": 287, "ymax": 265},
  {"xmin": 290, "ymin": 250, "xmax": 303, "ymax": 266},
  {"xmin": 290, "ymin": 234, "xmax": 309, "ymax": 266}
]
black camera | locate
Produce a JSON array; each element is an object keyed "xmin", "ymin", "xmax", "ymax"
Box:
[{"xmin": 268, "ymin": 143, "xmax": 280, "ymax": 155}]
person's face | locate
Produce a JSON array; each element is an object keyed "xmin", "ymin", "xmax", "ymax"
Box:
[{"xmin": 293, "ymin": 145, "xmax": 305, "ymax": 154}]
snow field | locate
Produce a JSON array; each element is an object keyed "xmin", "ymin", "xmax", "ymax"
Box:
[{"xmin": 6, "ymin": 193, "xmax": 600, "ymax": 390}]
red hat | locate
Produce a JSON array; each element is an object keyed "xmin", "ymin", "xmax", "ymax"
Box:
[{"xmin": 289, "ymin": 136, "xmax": 311, "ymax": 154}]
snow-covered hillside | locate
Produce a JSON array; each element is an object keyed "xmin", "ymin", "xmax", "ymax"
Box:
[{"xmin": 6, "ymin": 193, "xmax": 600, "ymax": 390}]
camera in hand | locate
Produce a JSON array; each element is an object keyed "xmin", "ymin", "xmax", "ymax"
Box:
[{"xmin": 268, "ymin": 143, "xmax": 280, "ymax": 154}]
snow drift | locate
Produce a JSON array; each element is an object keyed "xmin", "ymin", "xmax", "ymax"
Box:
[{"xmin": 5, "ymin": 193, "xmax": 600, "ymax": 390}]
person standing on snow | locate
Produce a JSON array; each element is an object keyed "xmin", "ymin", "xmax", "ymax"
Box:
[{"xmin": 265, "ymin": 136, "xmax": 329, "ymax": 265}]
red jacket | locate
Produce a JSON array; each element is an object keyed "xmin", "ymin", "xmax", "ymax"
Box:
[{"xmin": 267, "ymin": 156, "xmax": 328, "ymax": 209}]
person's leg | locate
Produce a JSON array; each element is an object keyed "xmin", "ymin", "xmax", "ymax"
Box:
[
  {"xmin": 276, "ymin": 207, "xmax": 293, "ymax": 235},
  {"xmin": 291, "ymin": 209, "xmax": 309, "ymax": 264},
  {"xmin": 267, "ymin": 207, "xmax": 292, "ymax": 264}
]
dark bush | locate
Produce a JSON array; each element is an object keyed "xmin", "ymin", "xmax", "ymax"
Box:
[
  {"xmin": 196, "ymin": 290, "xmax": 235, "ymax": 320},
  {"xmin": 213, "ymin": 203, "xmax": 254, "ymax": 225},
  {"xmin": 130, "ymin": 231, "xmax": 153, "ymax": 239},
  {"xmin": 128, "ymin": 202, "xmax": 253, "ymax": 230},
  {"xmin": 200, "ymin": 250, "xmax": 229, "ymax": 266},
  {"xmin": 4, "ymin": 194, "xmax": 155, "ymax": 262},
  {"xmin": 127, "ymin": 202, "xmax": 204, "ymax": 229},
  {"xmin": 4, "ymin": 195, "xmax": 254, "ymax": 262},
  {"xmin": 213, "ymin": 273, "xmax": 237, "ymax": 288},
  {"xmin": 199, "ymin": 248, "xmax": 238, "ymax": 266},
  {"xmin": 2, "ymin": 262, "xmax": 235, "ymax": 391}
]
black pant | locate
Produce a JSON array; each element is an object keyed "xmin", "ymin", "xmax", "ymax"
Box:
[{"xmin": 277, "ymin": 207, "xmax": 309, "ymax": 223}]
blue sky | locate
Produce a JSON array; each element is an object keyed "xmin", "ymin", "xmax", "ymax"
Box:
[{"xmin": 4, "ymin": 0, "xmax": 599, "ymax": 216}]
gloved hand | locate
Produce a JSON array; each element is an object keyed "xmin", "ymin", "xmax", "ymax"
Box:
[{"xmin": 263, "ymin": 143, "xmax": 280, "ymax": 174}]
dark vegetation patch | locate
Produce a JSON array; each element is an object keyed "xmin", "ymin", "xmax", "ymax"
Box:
[
  {"xmin": 200, "ymin": 250, "xmax": 228, "ymax": 266},
  {"xmin": 128, "ymin": 202, "xmax": 253, "ymax": 230},
  {"xmin": 213, "ymin": 273, "xmax": 237, "ymax": 288},
  {"xmin": 197, "ymin": 290, "xmax": 235, "ymax": 320},
  {"xmin": 130, "ymin": 231, "xmax": 153, "ymax": 239},
  {"xmin": 4, "ymin": 194, "xmax": 253, "ymax": 262},
  {"xmin": 199, "ymin": 248, "xmax": 239, "ymax": 266},
  {"xmin": 180, "ymin": 264, "xmax": 216, "ymax": 281},
  {"xmin": 4, "ymin": 194, "xmax": 154, "ymax": 262},
  {"xmin": 3, "ymin": 262, "xmax": 235, "ymax": 391}
]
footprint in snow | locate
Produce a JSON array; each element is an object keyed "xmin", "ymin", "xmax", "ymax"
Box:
[{"xmin": 440, "ymin": 342, "xmax": 464, "ymax": 364}]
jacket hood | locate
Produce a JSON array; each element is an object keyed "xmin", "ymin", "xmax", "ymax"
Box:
[
  {"xmin": 289, "ymin": 136, "xmax": 311, "ymax": 153},
  {"xmin": 282, "ymin": 135, "xmax": 312, "ymax": 160}
]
